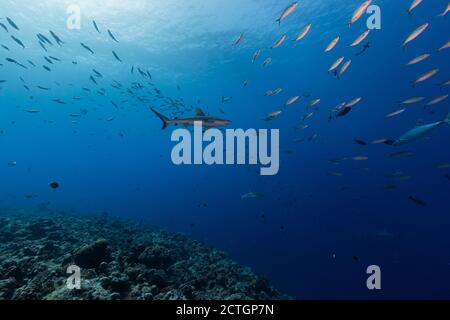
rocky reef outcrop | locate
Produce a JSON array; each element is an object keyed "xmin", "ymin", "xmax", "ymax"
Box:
[{"xmin": 0, "ymin": 208, "xmax": 286, "ymax": 300}]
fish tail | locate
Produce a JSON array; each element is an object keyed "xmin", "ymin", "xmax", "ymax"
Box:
[
  {"xmin": 151, "ymin": 108, "xmax": 171, "ymax": 130},
  {"xmin": 444, "ymin": 112, "xmax": 450, "ymax": 124},
  {"xmin": 276, "ymin": 18, "xmax": 281, "ymax": 26}
]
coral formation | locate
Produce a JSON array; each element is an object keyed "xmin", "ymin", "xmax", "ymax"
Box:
[{"xmin": 0, "ymin": 208, "xmax": 286, "ymax": 300}]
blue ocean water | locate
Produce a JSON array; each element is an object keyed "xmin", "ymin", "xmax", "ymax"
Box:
[{"xmin": 0, "ymin": 0, "xmax": 449, "ymax": 299}]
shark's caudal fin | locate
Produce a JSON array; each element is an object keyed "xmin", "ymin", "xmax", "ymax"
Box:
[{"xmin": 151, "ymin": 108, "xmax": 171, "ymax": 130}]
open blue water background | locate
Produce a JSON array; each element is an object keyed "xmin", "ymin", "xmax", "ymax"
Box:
[{"xmin": 0, "ymin": 0, "xmax": 449, "ymax": 299}]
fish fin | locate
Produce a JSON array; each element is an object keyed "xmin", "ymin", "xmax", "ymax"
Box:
[
  {"xmin": 276, "ymin": 18, "xmax": 281, "ymax": 26},
  {"xmin": 195, "ymin": 108, "xmax": 206, "ymax": 117},
  {"xmin": 151, "ymin": 108, "xmax": 171, "ymax": 130}
]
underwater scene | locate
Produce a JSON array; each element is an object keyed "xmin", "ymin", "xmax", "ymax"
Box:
[{"xmin": 0, "ymin": 0, "xmax": 449, "ymax": 301}]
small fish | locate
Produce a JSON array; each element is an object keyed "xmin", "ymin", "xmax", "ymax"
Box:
[
  {"xmin": 437, "ymin": 163, "xmax": 450, "ymax": 169},
  {"xmin": 309, "ymin": 99, "xmax": 321, "ymax": 107},
  {"xmin": 53, "ymin": 99, "xmax": 65, "ymax": 104},
  {"xmin": 408, "ymin": 0, "xmax": 423, "ymax": 15},
  {"xmin": 0, "ymin": 22, "xmax": 8, "ymax": 32},
  {"xmin": 386, "ymin": 109, "xmax": 406, "ymax": 118},
  {"xmin": 406, "ymin": 53, "xmax": 431, "ymax": 66},
  {"xmin": 233, "ymin": 33, "xmax": 245, "ymax": 46},
  {"xmin": 38, "ymin": 41, "xmax": 48, "ymax": 52},
  {"xmin": 43, "ymin": 65, "xmax": 51, "ymax": 72},
  {"xmin": 438, "ymin": 40, "xmax": 450, "ymax": 52},
  {"xmin": 49, "ymin": 56, "xmax": 61, "ymax": 62},
  {"xmin": 349, "ymin": 1, "xmax": 373, "ymax": 26},
  {"xmin": 49, "ymin": 31, "xmax": 64, "ymax": 46},
  {"xmin": 372, "ymin": 139, "xmax": 389, "ymax": 144},
  {"xmin": 439, "ymin": 3, "xmax": 450, "ymax": 17},
  {"xmin": 10, "ymin": 35, "xmax": 25, "ymax": 48},
  {"xmin": 37, "ymin": 33, "xmax": 53, "ymax": 46},
  {"xmin": 252, "ymin": 49, "xmax": 261, "ymax": 64},
  {"xmin": 271, "ymin": 34, "xmax": 287, "ymax": 49},
  {"xmin": 108, "ymin": 29, "xmax": 119, "ymax": 42},
  {"xmin": 8, "ymin": 161, "xmax": 17, "ymax": 167},
  {"xmin": 412, "ymin": 68, "xmax": 439, "ymax": 87},
  {"xmin": 25, "ymin": 109, "xmax": 40, "ymax": 114},
  {"xmin": 438, "ymin": 79, "xmax": 450, "ymax": 90},
  {"xmin": 352, "ymin": 156, "xmax": 369, "ymax": 161},
  {"xmin": 354, "ymin": 138, "xmax": 368, "ymax": 146},
  {"xmin": 402, "ymin": 23, "xmax": 429, "ymax": 47},
  {"xmin": 345, "ymin": 97, "xmax": 362, "ymax": 108},
  {"xmin": 276, "ymin": 2, "xmax": 299, "ymax": 26},
  {"xmin": 111, "ymin": 101, "xmax": 119, "ymax": 110},
  {"xmin": 324, "ymin": 36, "xmax": 339, "ymax": 52},
  {"xmin": 6, "ymin": 17, "xmax": 19, "ymax": 31},
  {"xmin": 265, "ymin": 111, "xmax": 282, "ymax": 121},
  {"xmin": 390, "ymin": 150, "xmax": 414, "ymax": 158},
  {"xmin": 92, "ymin": 69, "xmax": 103, "ymax": 78},
  {"xmin": 349, "ymin": 30, "xmax": 370, "ymax": 47},
  {"xmin": 112, "ymin": 50, "xmax": 122, "ymax": 62},
  {"xmin": 93, "ymin": 20, "xmax": 100, "ymax": 33},
  {"xmin": 80, "ymin": 43, "xmax": 94, "ymax": 54},
  {"xmin": 426, "ymin": 94, "xmax": 448, "ymax": 106},
  {"xmin": 222, "ymin": 96, "xmax": 232, "ymax": 103},
  {"xmin": 285, "ymin": 96, "xmax": 300, "ymax": 106},
  {"xmin": 89, "ymin": 76, "xmax": 98, "ymax": 84},
  {"xmin": 241, "ymin": 192, "xmax": 264, "ymax": 200},
  {"xmin": 399, "ymin": 96, "xmax": 425, "ymax": 106},
  {"xmin": 355, "ymin": 42, "xmax": 370, "ymax": 56},
  {"xmin": 408, "ymin": 196, "xmax": 426, "ymax": 207},
  {"xmin": 262, "ymin": 57, "xmax": 272, "ymax": 67},
  {"xmin": 329, "ymin": 56, "xmax": 344, "ymax": 72},
  {"xmin": 49, "ymin": 181, "xmax": 60, "ymax": 189},
  {"xmin": 6, "ymin": 57, "xmax": 27, "ymax": 69},
  {"xmin": 294, "ymin": 23, "xmax": 312, "ymax": 42},
  {"xmin": 338, "ymin": 60, "xmax": 352, "ymax": 77}
]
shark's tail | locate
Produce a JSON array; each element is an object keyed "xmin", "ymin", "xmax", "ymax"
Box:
[{"xmin": 151, "ymin": 108, "xmax": 171, "ymax": 130}]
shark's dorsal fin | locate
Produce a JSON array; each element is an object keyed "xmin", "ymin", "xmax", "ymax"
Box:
[{"xmin": 195, "ymin": 108, "xmax": 206, "ymax": 117}]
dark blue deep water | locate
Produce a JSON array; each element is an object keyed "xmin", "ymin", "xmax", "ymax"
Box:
[{"xmin": 1, "ymin": 0, "xmax": 449, "ymax": 299}]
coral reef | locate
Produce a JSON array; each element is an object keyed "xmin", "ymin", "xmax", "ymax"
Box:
[{"xmin": 0, "ymin": 208, "xmax": 286, "ymax": 300}]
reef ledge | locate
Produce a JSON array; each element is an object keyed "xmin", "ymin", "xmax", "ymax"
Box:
[{"xmin": 0, "ymin": 208, "xmax": 286, "ymax": 300}]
